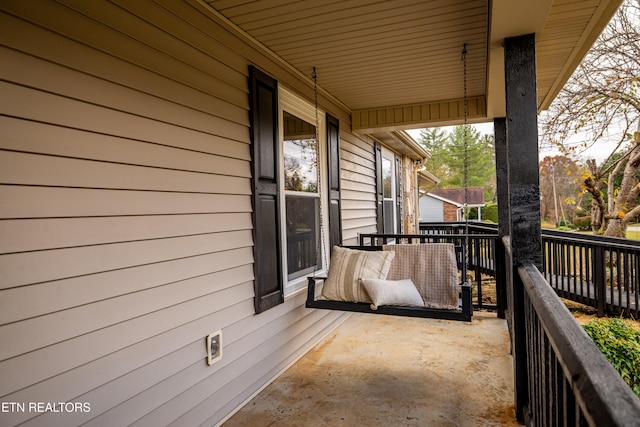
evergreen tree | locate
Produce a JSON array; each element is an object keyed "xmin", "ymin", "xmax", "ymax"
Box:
[
  {"xmin": 419, "ymin": 128, "xmax": 449, "ymax": 183},
  {"xmin": 420, "ymin": 125, "xmax": 496, "ymax": 201}
]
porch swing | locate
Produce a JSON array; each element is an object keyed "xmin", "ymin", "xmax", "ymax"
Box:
[{"xmin": 306, "ymin": 46, "xmax": 473, "ymax": 321}]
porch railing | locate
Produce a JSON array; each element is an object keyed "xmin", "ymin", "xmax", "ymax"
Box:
[
  {"xmin": 419, "ymin": 222, "xmax": 502, "ymax": 312},
  {"xmin": 420, "ymin": 221, "xmax": 498, "ymax": 275},
  {"xmin": 419, "ymin": 222, "xmax": 640, "ymax": 318},
  {"xmin": 542, "ymin": 229, "xmax": 640, "ymax": 318},
  {"xmin": 518, "ymin": 261, "xmax": 640, "ymax": 426}
]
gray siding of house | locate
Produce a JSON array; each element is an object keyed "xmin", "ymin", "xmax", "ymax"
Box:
[
  {"xmin": 419, "ymin": 196, "xmax": 445, "ymax": 222},
  {"xmin": 339, "ymin": 133, "xmax": 378, "ymax": 244},
  {"xmin": 0, "ymin": 1, "xmax": 371, "ymax": 425}
]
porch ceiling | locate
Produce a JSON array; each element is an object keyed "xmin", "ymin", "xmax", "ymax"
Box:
[{"xmin": 204, "ymin": 0, "xmax": 622, "ymax": 133}]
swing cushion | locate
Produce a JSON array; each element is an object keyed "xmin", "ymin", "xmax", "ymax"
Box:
[
  {"xmin": 361, "ymin": 278, "xmax": 425, "ymax": 310},
  {"xmin": 383, "ymin": 243, "xmax": 459, "ymax": 310},
  {"xmin": 321, "ymin": 246, "xmax": 395, "ymax": 303}
]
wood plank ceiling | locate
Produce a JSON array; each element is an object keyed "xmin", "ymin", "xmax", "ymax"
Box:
[{"xmin": 205, "ymin": 0, "xmax": 622, "ymax": 133}]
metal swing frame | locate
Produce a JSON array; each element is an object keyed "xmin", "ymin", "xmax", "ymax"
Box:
[
  {"xmin": 306, "ymin": 238, "xmax": 473, "ymax": 321},
  {"xmin": 305, "ymin": 47, "xmax": 474, "ymax": 322}
]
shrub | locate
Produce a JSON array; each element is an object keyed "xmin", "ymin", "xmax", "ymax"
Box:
[
  {"xmin": 483, "ymin": 203, "xmax": 498, "ymax": 223},
  {"xmin": 558, "ymin": 220, "xmax": 575, "ymax": 229},
  {"xmin": 573, "ymin": 216, "xmax": 591, "ymax": 231},
  {"xmin": 582, "ymin": 318, "xmax": 640, "ymax": 397}
]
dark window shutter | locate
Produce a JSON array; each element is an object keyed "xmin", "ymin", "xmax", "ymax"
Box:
[
  {"xmin": 395, "ymin": 154, "xmax": 403, "ymax": 234},
  {"xmin": 326, "ymin": 113, "xmax": 342, "ymax": 250},
  {"xmin": 374, "ymin": 142, "xmax": 384, "ymax": 233},
  {"xmin": 248, "ymin": 66, "xmax": 283, "ymax": 313}
]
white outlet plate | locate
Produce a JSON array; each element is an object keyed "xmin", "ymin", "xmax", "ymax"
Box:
[{"xmin": 206, "ymin": 330, "xmax": 222, "ymax": 366}]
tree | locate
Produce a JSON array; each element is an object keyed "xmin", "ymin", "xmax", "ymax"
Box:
[
  {"xmin": 539, "ymin": 156, "xmax": 581, "ymax": 226},
  {"xmin": 420, "ymin": 125, "xmax": 496, "ymax": 201},
  {"xmin": 540, "ymin": 0, "xmax": 640, "ymax": 237},
  {"xmin": 420, "ymin": 127, "xmax": 448, "ymax": 152},
  {"xmin": 419, "ymin": 128, "xmax": 449, "ymax": 185}
]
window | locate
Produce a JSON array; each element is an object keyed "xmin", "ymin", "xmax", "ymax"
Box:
[
  {"xmin": 375, "ymin": 143, "xmax": 402, "ymax": 235},
  {"xmin": 283, "ymin": 111, "xmax": 320, "ymax": 281},
  {"xmin": 249, "ymin": 66, "xmax": 341, "ymax": 313},
  {"xmin": 382, "ymin": 146, "xmax": 401, "ymax": 234},
  {"xmin": 382, "ymin": 154, "xmax": 395, "ymax": 233},
  {"xmin": 279, "ymin": 89, "xmax": 327, "ymax": 292}
]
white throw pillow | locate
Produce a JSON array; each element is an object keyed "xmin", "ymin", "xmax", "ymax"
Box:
[{"xmin": 361, "ymin": 278, "xmax": 425, "ymax": 310}]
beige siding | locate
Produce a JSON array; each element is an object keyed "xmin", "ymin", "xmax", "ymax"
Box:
[
  {"xmin": 339, "ymin": 132, "xmax": 379, "ymax": 244},
  {"xmin": 0, "ymin": 1, "xmax": 348, "ymax": 426},
  {"xmin": 352, "ymin": 96, "xmax": 487, "ymax": 132}
]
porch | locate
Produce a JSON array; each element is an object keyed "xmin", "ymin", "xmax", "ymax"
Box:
[
  {"xmin": 222, "ymin": 311, "xmax": 517, "ymax": 427},
  {"xmin": 225, "ymin": 226, "xmax": 640, "ymax": 426},
  {"xmin": 1, "ymin": 2, "xmax": 637, "ymax": 426}
]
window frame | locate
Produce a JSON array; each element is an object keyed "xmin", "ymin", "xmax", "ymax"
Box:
[
  {"xmin": 278, "ymin": 86, "xmax": 329, "ymax": 296},
  {"xmin": 381, "ymin": 146, "xmax": 398, "ymax": 234}
]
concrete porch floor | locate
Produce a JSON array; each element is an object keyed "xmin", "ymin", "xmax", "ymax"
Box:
[{"xmin": 223, "ymin": 311, "xmax": 519, "ymax": 426}]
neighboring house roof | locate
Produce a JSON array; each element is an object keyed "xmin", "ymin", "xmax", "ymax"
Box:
[{"xmin": 427, "ymin": 188, "xmax": 485, "ymax": 207}]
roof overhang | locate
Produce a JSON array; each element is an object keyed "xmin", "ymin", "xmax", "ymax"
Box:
[
  {"xmin": 202, "ymin": 0, "xmax": 622, "ymax": 135},
  {"xmin": 369, "ymin": 130, "xmax": 429, "ymax": 161},
  {"xmin": 485, "ymin": 0, "xmax": 556, "ymax": 118},
  {"xmin": 418, "ymin": 169, "xmax": 440, "ymax": 188}
]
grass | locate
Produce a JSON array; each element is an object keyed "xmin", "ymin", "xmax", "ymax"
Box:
[
  {"xmin": 626, "ymin": 229, "xmax": 640, "ymax": 240},
  {"xmin": 549, "ymin": 225, "xmax": 640, "ymax": 241},
  {"xmin": 576, "ymin": 229, "xmax": 640, "ymax": 240}
]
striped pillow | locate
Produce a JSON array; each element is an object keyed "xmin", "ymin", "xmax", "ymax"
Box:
[{"xmin": 321, "ymin": 247, "xmax": 395, "ymax": 303}]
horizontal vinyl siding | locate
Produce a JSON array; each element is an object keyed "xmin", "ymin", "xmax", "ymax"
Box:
[
  {"xmin": 339, "ymin": 132, "xmax": 379, "ymax": 244},
  {"xmin": 0, "ymin": 1, "xmax": 346, "ymax": 426},
  {"xmin": 420, "ymin": 197, "xmax": 445, "ymax": 222},
  {"xmin": 131, "ymin": 299, "xmax": 335, "ymax": 427}
]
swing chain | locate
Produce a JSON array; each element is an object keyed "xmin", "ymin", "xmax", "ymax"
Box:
[
  {"xmin": 461, "ymin": 44, "xmax": 471, "ymax": 284},
  {"xmin": 312, "ymin": 67, "xmax": 327, "ymax": 276}
]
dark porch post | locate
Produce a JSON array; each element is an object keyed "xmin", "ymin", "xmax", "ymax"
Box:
[
  {"xmin": 504, "ymin": 33, "xmax": 542, "ymax": 424},
  {"xmin": 494, "ymin": 117, "xmax": 508, "ymax": 320}
]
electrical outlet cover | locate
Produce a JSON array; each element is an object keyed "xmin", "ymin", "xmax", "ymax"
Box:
[{"xmin": 206, "ymin": 330, "xmax": 222, "ymax": 365}]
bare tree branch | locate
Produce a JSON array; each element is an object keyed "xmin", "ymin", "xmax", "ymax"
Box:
[{"xmin": 539, "ymin": 0, "xmax": 640, "ymax": 236}]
